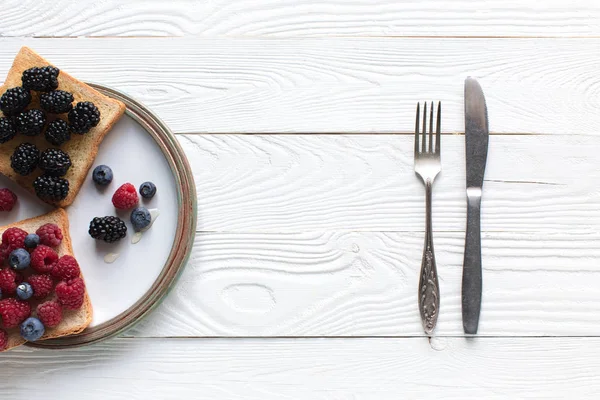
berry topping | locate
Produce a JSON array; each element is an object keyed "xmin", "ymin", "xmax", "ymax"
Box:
[
  {"xmin": 10, "ymin": 143, "xmax": 40, "ymax": 176},
  {"xmin": 44, "ymin": 119, "xmax": 71, "ymax": 146},
  {"xmin": 16, "ymin": 282, "xmax": 33, "ymax": 300},
  {"xmin": 52, "ymin": 255, "xmax": 80, "ymax": 280},
  {"xmin": 38, "ymin": 148, "xmax": 72, "ymax": 177},
  {"xmin": 0, "ymin": 329, "xmax": 7, "ymax": 351},
  {"xmin": 15, "ymin": 109, "xmax": 46, "ymax": 136},
  {"xmin": 36, "ymin": 223, "xmax": 63, "ymax": 247},
  {"xmin": 24, "ymin": 234, "xmax": 40, "ymax": 249},
  {"xmin": 0, "ymin": 117, "xmax": 17, "ymax": 144},
  {"xmin": 68, "ymin": 101, "xmax": 100, "ymax": 134},
  {"xmin": 139, "ymin": 181, "xmax": 157, "ymax": 199},
  {"xmin": 0, "ymin": 87, "xmax": 31, "ymax": 116},
  {"xmin": 112, "ymin": 183, "xmax": 138, "ymax": 209},
  {"xmin": 40, "ymin": 90, "xmax": 74, "ymax": 114},
  {"xmin": 0, "ymin": 268, "xmax": 22, "ymax": 296},
  {"xmin": 56, "ymin": 277, "xmax": 85, "ymax": 310},
  {"xmin": 20, "ymin": 317, "xmax": 44, "ymax": 341},
  {"xmin": 131, "ymin": 207, "xmax": 151, "ymax": 232},
  {"xmin": 92, "ymin": 165, "xmax": 113, "ymax": 186},
  {"xmin": 30, "ymin": 245, "xmax": 58, "ymax": 273},
  {"xmin": 36, "ymin": 301, "xmax": 62, "ymax": 328},
  {"xmin": 27, "ymin": 274, "xmax": 53, "ymax": 299},
  {"xmin": 33, "ymin": 175, "xmax": 69, "ymax": 202},
  {"xmin": 2, "ymin": 227, "xmax": 28, "ymax": 253},
  {"xmin": 22, "ymin": 66, "xmax": 59, "ymax": 92},
  {"xmin": 0, "ymin": 188, "xmax": 17, "ymax": 212},
  {"xmin": 88, "ymin": 216, "xmax": 127, "ymax": 243},
  {"xmin": 8, "ymin": 249, "xmax": 30, "ymax": 270},
  {"xmin": 0, "ymin": 298, "xmax": 31, "ymax": 328}
]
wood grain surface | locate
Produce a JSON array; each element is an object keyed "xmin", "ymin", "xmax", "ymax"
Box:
[
  {"xmin": 1, "ymin": 0, "xmax": 598, "ymax": 38},
  {"xmin": 180, "ymin": 134, "xmax": 600, "ymax": 232},
  {"xmin": 0, "ymin": 38, "xmax": 598, "ymax": 134},
  {"xmin": 2, "ymin": 338, "xmax": 599, "ymax": 399},
  {"xmin": 128, "ymin": 230, "xmax": 600, "ymax": 337}
]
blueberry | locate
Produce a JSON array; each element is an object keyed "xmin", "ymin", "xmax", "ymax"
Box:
[
  {"xmin": 8, "ymin": 248, "xmax": 30, "ymax": 270},
  {"xmin": 92, "ymin": 165, "xmax": 113, "ymax": 186},
  {"xmin": 130, "ymin": 207, "xmax": 151, "ymax": 232},
  {"xmin": 16, "ymin": 282, "xmax": 33, "ymax": 300},
  {"xmin": 139, "ymin": 181, "xmax": 156, "ymax": 199},
  {"xmin": 20, "ymin": 317, "xmax": 45, "ymax": 341},
  {"xmin": 24, "ymin": 233, "xmax": 40, "ymax": 249}
]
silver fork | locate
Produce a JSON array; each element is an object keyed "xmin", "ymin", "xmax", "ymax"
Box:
[{"xmin": 414, "ymin": 101, "xmax": 441, "ymax": 335}]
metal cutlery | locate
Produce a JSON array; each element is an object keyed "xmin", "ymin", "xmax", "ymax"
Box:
[
  {"xmin": 414, "ymin": 101, "xmax": 442, "ymax": 335},
  {"xmin": 462, "ymin": 77, "xmax": 489, "ymax": 334}
]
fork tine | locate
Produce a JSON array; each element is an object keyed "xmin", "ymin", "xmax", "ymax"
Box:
[
  {"xmin": 422, "ymin": 101, "xmax": 427, "ymax": 153},
  {"xmin": 429, "ymin": 101, "xmax": 434, "ymax": 153},
  {"xmin": 436, "ymin": 101, "xmax": 441, "ymax": 154},
  {"xmin": 415, "ymin": 102, "xmax": 420, "ymax": 156}
]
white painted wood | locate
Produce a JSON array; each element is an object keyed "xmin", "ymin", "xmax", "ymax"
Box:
[
  {"xmin": 2, "ymin": 0, "xmax": 599, "ymax": 38},
  {"xmin": 179, "ymin": 134, "xmax": 600, "ymax": 232},
  {"xmin": 128, "ymin": 230, "xmax": 600, "ymax": 337},
  {"xmin": 0, "ymin": 37, "xmax": 598, "ymax": 134},
  {"xmin": 2, "ymin": 338, "xmax": 600, "ymax": 399}
]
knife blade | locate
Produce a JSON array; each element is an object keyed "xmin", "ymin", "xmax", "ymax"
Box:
[{"xmin": 462, "ymin": 77, "xmax": 489, "ymax": 334}]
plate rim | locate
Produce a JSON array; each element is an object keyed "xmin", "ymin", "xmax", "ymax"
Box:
[{"xmin": 26, "ymin": 83, "xmax": 197, "ymax": 349}]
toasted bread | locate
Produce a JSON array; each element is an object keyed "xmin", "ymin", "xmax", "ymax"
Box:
[
  {"xmin": 0, "ymin": 47, "xmax": 126, "ymax": 207},
  {"xmin": 1, "ymin": 208, "xmax": 92, "ymax": 351}
]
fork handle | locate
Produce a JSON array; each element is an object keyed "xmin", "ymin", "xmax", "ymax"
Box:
[
  {"xmin": 462, "ymin": 193, "xmax": 482, "ymax": 334},
  {"xmin": 418, "ymin": 180, "xmax": 440, "ymax": 334}
]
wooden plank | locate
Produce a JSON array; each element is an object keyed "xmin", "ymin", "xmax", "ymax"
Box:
[
  {"xmin": 0, "ymin": 37, "xmax": 597, "ymax": 134},
  {"xmin": 179, "ymin": 134, "xmax": 600, "ymax": 232},
  {"xmin": 1, "ymin": 0, "xmax": 599, "ymax": 38},
  {"xmin": 2, "ymin": 337, "xmax": 600, "ymax": 399},
  {"xmin": 128, "ymin": 230, "xmax": 600, "ymax": 337}
]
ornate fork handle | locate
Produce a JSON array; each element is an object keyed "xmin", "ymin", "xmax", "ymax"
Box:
[{"xmin": 418, "ymin": 179, "xmax": 439, "ymax": 335}]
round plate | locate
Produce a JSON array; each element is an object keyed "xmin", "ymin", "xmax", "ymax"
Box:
[{"xmin": 4, "ymin": 83, "xmax": 196, "ymax": 348}]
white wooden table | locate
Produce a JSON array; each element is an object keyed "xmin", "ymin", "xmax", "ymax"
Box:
[{"xmin": 2, "ymin": 1, "xmax": 600, "ymax": 398}]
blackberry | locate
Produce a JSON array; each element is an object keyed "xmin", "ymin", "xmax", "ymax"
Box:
[
  {"xmin": 16, "ymin": 109, "xmax": 46, "ymax": 136},
  {"xmin": 0, "ymin": 117, "xmax": 17, "ymax": 144},
  {"xmin": 33, "ymin": 175, "xmax": 69, "ymax": 202},
  {"xmin": 10, "ymin": 143, "xmax": 40, "ymax": 176},
  {"xmin": 22, "ymin": 66, "xmax": 59, "ymax": 92},
  {"xmin": 44, "ymin": 119, "xmax": 70, "ymax": 146},
  {"xmin": 40, "ymin": 90, "xmax": 74, "ymax": 114},
  {"xmin": 38, "ymin": 148, "xmax": 72, "ymax": 177},
  {"xmin": 88, "ymin": 216, "xmax": 127, "ymax": 243},
  {"xmin": 68, "ymin": 102, "xmax": 100, "ymax": 134},
  {"xmin": 0, "ymin": 87, "xmax": 31, "ymax": 116}
]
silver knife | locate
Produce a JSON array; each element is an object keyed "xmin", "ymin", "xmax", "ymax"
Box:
[{"xmin": 462, "ymin": 77, "xmax": 489, "ymax": 334}]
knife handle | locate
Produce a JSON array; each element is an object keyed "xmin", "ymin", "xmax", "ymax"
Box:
[{"xmin": 462, "ymin": 190, "xmax": 482, "ymax": 334}]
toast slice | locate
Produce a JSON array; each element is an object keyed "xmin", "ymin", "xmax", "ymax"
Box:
[
  {"xmin": 1, "ymin": 208, "xmax": 92, "ymax": 351},
  {"xmin": 0, "ymin": 47, "xmax": 126, "ymax": 207}
]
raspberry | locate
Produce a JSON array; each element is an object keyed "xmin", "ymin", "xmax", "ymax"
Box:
[
  {"xmin": 0, "ymin": 189, "xmax": 17, "ymax": 212},
  {"xmin": 0, "ymin": 329, "xmax": 7, "ymax": 351},
  {"xmin": 56, "ymin": 278, "xmax": 85, "ymax": 310},
  {"xmin": 0, "ymin": 298, "xmax": 31, "ymax": 328},
  {"xmin": 0, "ymin": 268, "xmax": 22, "ymax": 295},
  {"xmin": 27, "ymin": 274, "xmax": 53, "ymax": 299},
  {"xmin": 36, "ymin": 223, "xmax": 63, "ymax": 247},
  {"xmin": 112, "ymin": 183, "xmax": 139, "ymax": 209},
  {"xmin": 52, "ymin": 255, "xmax": 80, "ymax": 280},
  {"xmin": 2, "ymin": 227, "xmax": 27, "ymax": 253},
  {"xmin": 0, "ymin": 243, "xmax": 8, "ymax": 264},
  {"xmin": 36, "ymin": 301, "xmax": 62, "ymax": 327},
  {"xmin": 30, "ymin": 245, "xmax": 58, "ymax": 273}
]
